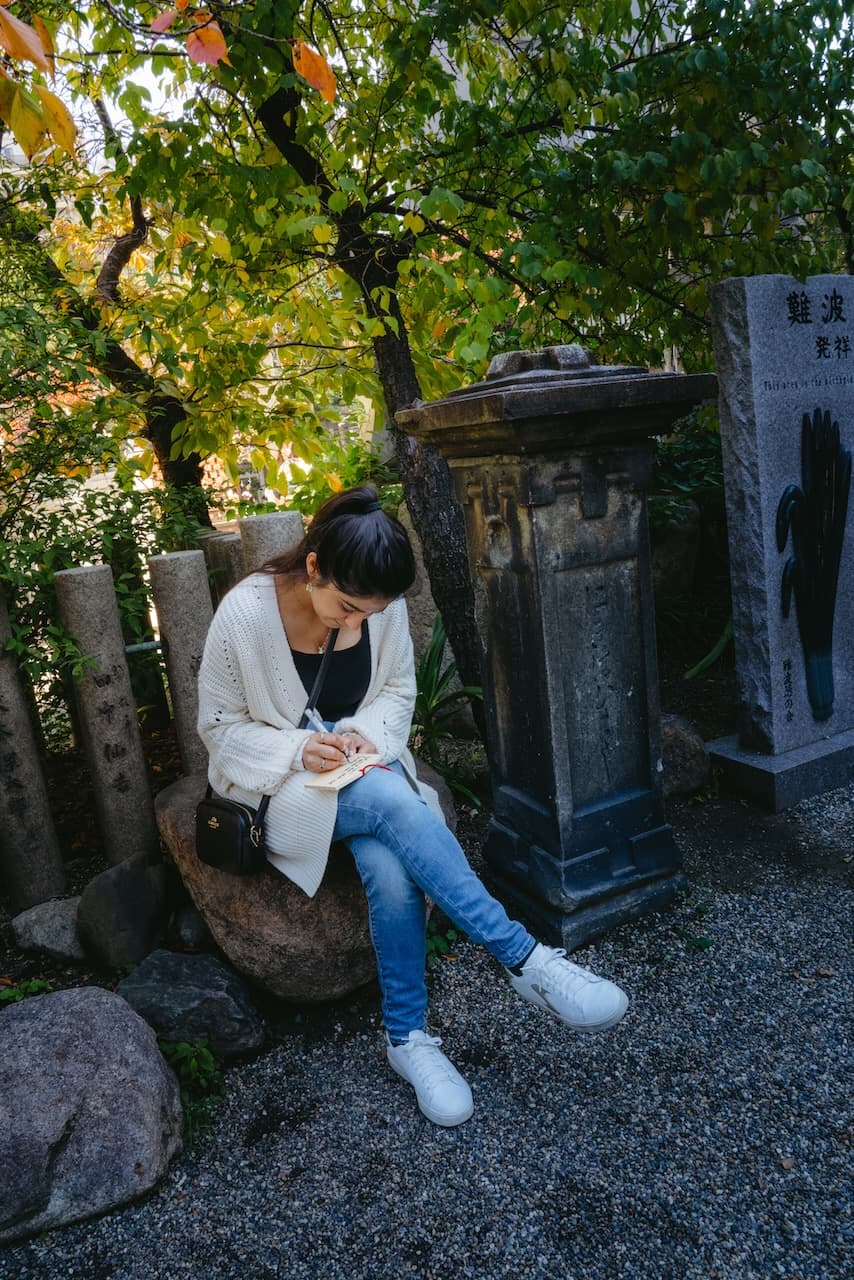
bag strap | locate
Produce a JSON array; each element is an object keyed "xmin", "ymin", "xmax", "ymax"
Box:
[{"xmin": 298, "ymin": 627, "xmax": 340, "ymax": 728}]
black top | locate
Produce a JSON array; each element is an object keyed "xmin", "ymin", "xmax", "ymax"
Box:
[{"xmin": 291, "ymin": 622, "xmax": 371, "ymax": 722}]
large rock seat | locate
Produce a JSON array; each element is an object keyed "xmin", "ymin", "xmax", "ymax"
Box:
[{"xmin": 155, "ymin": 766, "xmax": 454, "ymax": 1003}]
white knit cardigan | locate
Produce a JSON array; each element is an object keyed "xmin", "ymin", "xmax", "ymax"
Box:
[{"xmin": 196, "ymin": 573, "xmax": 441, "ymax": 896}]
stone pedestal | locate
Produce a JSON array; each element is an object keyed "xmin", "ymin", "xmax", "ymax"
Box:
[
  {"xmin": 710, "ymin": 274, "xmax": 854, "ymax": 810},
  {"xmin": 397, "ymin": 345, "xmax": 717, "ymax": 948}
]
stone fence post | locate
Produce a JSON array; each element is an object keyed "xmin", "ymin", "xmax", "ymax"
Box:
[
  {"xmin": 54, "ymin": 566, "xmax": 159, "ymax": 864},
  {"xmin": 398, "ymin": 344, "xmax": 717, "ymax": 949},
  {"xmin": 196, "ymin": 530, "xmax": 243, "ymax": 606},
  {"xmin": 239, "ymin": 511, "xmax": 304, "ymax": 572},
  {"xmin": 148, "ymin": 552, "xmax": 213, "ymax": 776},
  {"xmin": 0, "ymin": 589, "xmax": 66, "ymax": 909}
]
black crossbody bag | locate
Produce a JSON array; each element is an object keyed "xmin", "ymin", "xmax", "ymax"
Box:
[{"xmin": 195, "ymin": 627, "xmax": 340, "ymax": 875}]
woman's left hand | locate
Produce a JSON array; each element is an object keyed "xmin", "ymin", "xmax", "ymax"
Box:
[{"xmin": 341, "ymin": 731, "xmax": 376, "ymax": 755}]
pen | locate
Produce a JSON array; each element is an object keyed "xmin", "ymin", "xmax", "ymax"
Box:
[{"xmin": 305, "ymin": 706, "xmax": 352, "ymax": 759}]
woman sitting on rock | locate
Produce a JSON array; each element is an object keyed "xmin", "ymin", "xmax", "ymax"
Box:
[{"xmin": 197, "ymin": 485, "xmax": 628, "ymax": 1126}]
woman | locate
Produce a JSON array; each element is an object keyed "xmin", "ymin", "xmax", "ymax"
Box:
[{"xmin": 198, "ymin": 486, "xmax": 628, "ymax": 1126}]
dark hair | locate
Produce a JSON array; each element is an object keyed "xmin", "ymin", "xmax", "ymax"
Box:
[{"xmin": 260, "ymin": 486, "xmax": 416, "ymax": 599}]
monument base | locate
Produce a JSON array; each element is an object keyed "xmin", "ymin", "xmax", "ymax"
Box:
[
  {"xmin": 484, "ymin": 864, "xmax": 687, "ymax": 952},
  {"xmin": 708, "ymin": 729, "xmax": 854, "ymax": 812}
]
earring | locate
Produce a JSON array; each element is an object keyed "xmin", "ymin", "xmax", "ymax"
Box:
[{"xmin": 306, "ymin": 581, "xmax": 313, "ymax": 593}]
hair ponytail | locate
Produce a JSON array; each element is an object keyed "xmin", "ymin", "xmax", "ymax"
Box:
[{"xmin": 259, "ymin": 486, "xmax": 416, "ymax": 599}]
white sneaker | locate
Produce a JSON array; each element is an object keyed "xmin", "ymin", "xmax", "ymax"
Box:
[
  {"xmin": 508, "ymin": 943, "xmax": 628, "ymax": 1032},
  {"xmin": 386, "ymin": 1030, "xmax": 474, "ymax": 1126}
]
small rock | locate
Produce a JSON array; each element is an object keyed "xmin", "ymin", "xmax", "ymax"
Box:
[
  {"xmin": 77, "ymin": 853, "xmax": 166, "ymax": 970},
  {"xmin": 173, "ymin": 904, "xmax": 213, "ymax": 950},
  {"xmin": 117, "ymin": 950, "xmax": 265, "ymax": 1061},
  {"xmin": 11, "ymin": 897, "xmax": 85, "ymax": 962},
  {"xmin": 661, "ymin": 712, "xmax": 711, "ymax": 797}
]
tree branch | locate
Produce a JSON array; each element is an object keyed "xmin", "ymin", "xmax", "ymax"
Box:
[{"xmin": 92, "ymin": 98, "xmax": 149, "ymax": 305}]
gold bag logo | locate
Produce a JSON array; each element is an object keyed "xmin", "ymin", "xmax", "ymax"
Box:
[{"xmin": 207, "ymin": 816, "xmax": 220, "ymax": 830}]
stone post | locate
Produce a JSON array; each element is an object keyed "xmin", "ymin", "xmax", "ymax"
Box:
[
  {"xmin": 708, "ymin": 273, "xmax": 854, "ymax": 809},
  {"xmin": 196, "ymin": 530, "xmax": 243, "ymax": 606},
  {"xmin": 397, "ymin": 345, "xmax": 717, "ymax": 948},
  {"xmin": 54, "ymin": 566, "xmax": 159, "ymax": 864},
  {"xmin": 239, "ymin": 511, "xmax": 304, "ymax": 573},
  {"xmin": 148, "ymin": 552, "xmax": 213, "ymax": 776},
  {"xmin": 0, "ymin": 589, "xmax": 66, "ymax": 909}
]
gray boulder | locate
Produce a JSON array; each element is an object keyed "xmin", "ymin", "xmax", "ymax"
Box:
[
  {"xmin": 77, "ymin": 852, "xmax": 166, "ymax": 969},
  {"xmin": 661, "ymin": 712, "xmax": 711, "ymax": 797},
  {"xmin": 11, "ymin": 897, "xmax": 85, "ymax": 962},
  {"xmin": 0, "ymin": 986, "xmax": 182, "ymax": 1243},
  {"xmin": 117, "ymin": 949, "xmax": 265, "ymax": 1061}
]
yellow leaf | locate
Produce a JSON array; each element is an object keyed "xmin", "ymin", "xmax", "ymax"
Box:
[
  {"xmin": 312, "ymin": 222, "xmax": 334, "ymax": 245},
  {"xmin": 293, "ymin": 40, "xmax": 336, "ymax": 104},
  {"xmin": 0, "ymin": 71, "xmax": 14, "ymax": 126},
  {"xmin": 0, "ymin": 7, "xmax": 50, "ymax": 72},
  {"xmin": 186, "ymin": 20, "xmax": 229, "ymax": 66},
  {"xmin": 35, "ymin": 85, "xmax": 76, "ymax": 154},
  {"xmin": 210, "ymin": 232, "xmax": 231, "ymax": 259},
  {"xmin": 9, "ymin": 84, "xmax": 49, "ymax": 158},
  {"xmin": 325, "ymin": 472, "xmax": 343, "ymax": 492},
  {"xmin": 403, "ymin": 210, "xmax": 425, "ymax": 234}
]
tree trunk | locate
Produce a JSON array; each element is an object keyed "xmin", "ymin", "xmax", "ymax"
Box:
[
  {"xmin": 257, "ymin": 94, "xmax": 483, "ymax": 705},
  {"xmin": 341, "ymin": 249, "xmax": 485, "ymax": 707}
]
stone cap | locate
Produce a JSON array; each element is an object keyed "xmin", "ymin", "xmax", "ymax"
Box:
[{"xmin": 396, "ymin": 345, "xmax": 717, "ymax": 458}]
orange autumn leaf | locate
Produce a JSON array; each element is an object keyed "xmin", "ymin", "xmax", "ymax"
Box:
[
  {"xmin": 31, "ymin": 14, "xmax": 55, "ymax": 74},
  {"xmin": 0, "ymin": 6, "xmax": 51, "ymax": 72},
  {"xmin": 293, "ymin": 40, "xmax": 336, "ymax": 104},
  {"xmin": 175, "ymin": 0, "xmax": 190, "ymax": 8},
  {"xmin": 35, "ymin": 84, "xmax": 76, "ymax": 154},
  {"xmin": 186, "ymin": 19, "xmax": 228, "ymax": 66}
]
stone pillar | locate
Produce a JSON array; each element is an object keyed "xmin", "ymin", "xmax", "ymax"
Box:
[
  {"xmin": 708, "ymin": 273, "xmax": 854, "ymax": 809},
  {"xmin": 148, "ymin": 552, "xmax": 213, "ymax": 775},
  {"xmin": 239, "ymin": 511, "xmax": 304, "ymax": 573},
  {"xmin": 0, "ymin": 589, "xmax": 66, "ymax": 909},
  {"xmin": 397, "ymin": 345, "xmax": 717, "ymax": 948},
  {"xmin": 54, "ymin": 566, "xmax": 159, "ymax": 865},
  {"xmin": 196, "ymin": 530, "xmax": 243, "ymax": 606}
]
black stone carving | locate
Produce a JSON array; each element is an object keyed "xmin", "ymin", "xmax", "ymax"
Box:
[{"xmin": 776, "ymin": 407, "xmax": 851, "ymax": 721}]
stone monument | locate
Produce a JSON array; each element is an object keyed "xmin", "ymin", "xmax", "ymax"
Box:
[
  {"xmin": 397, "ymin": 346, "xmax": 716, "ymax": 948},
  {"xmin": 710, "ymin": 274, "xmax": 854, "ymax": 809}
]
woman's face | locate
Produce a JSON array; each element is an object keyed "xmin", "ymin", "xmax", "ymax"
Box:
[{"xmin": 306, "ymin": 553, "xmax": 394, "ymax": 631}]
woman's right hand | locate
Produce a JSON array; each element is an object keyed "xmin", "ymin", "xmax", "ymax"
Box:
[{"xmin": 302, "ymin": 729, "xmax": 350, "ymax": 773}]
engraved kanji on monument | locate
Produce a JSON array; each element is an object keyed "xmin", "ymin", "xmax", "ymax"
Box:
[{"xmin": 710, "ymin": 274, "xmax": 854, "ymax": 809}]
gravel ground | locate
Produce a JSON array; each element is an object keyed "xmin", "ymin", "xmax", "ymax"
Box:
[{"xmin": 1, "ymin": 784, "xmax": 851, "ymax": 1280}]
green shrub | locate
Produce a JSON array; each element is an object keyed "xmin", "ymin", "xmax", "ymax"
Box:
[
  {"xmin": 0, "ymin": 978, "xmax": 54, "ymax": 1006},
  {"xmin": 157, "ymin": 1036, "xmax": 225, "ymax": 1145},
  {"xmin": 410, "ymin": 614, "xmax": 483, "ymax": 805}
]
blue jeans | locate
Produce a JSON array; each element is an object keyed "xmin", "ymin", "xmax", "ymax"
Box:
[{"xmin": 332, "ymin": 758, "xmax": 535, "ymax": 1042}]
